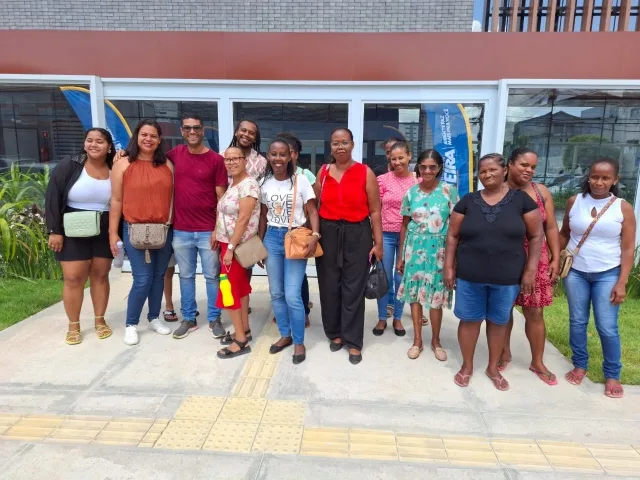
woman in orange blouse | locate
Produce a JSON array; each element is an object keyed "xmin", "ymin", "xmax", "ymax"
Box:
[{"xmin": 109, "ymin": 120, "xmax": 175, "ymax": 346}]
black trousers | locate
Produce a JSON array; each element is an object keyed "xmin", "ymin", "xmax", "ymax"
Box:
[{"xmin": 316, "ymin": 218, "xmax": 372, "ymax": 351}]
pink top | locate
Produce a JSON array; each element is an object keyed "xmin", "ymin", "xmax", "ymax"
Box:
[{"xmin": 378, "ymin": 172, "xmax": 419, "ymax": 232}]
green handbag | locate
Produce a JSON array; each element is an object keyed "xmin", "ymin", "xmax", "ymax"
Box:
[{"xmin": 63, "ymin": 210, "xmax": 102, "ymax": 238}]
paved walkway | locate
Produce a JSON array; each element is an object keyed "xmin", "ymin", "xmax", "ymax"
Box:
[{"xmin": 0, "ymin": 272, "xmax": 639, "ymax": 479}]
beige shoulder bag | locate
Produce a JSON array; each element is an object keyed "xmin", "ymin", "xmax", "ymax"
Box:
[
  {"xmin": 221, "ymin": 180, "xmax": 267, "ymax": 268},
  {"xmin": 284, "ymin": 174, "xmax": 323, "ymax": 259},
  {"xmin": 128, "ymin": 166, "xmax": 174, "ymax": 263}
]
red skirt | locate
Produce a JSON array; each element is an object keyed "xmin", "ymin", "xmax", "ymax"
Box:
[{"xmin": 216, "ymin": 242, "xmax": 252, "ymax": 310}]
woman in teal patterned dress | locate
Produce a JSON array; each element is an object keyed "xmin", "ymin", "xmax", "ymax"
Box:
[{"xmin": 397, "ymin": 149, "xmax": 458, "ymax": 361}]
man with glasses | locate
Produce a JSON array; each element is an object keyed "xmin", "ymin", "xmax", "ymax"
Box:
[{"xmin": 168, "ymin": 114, "xmax": 228, "ymax": 339}]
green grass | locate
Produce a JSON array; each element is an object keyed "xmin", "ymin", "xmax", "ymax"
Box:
[
  {"xmin": 0, "ymin": 278, "xmax": 63, "ymax": 332},
  {"xmin": 545, "ymin": 298, "xmax": 640, "ymax": 385}
]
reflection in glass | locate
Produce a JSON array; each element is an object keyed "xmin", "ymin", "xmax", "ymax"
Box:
[
  {"xmin": 232, "ymin": 102, "xmax": 348, "ymax": 175},
  {"xmin": 504, "ymin": 89, "xmax": 640, "ymax": 217},
  {"xmin": 0, "ymin": 84, "xmax": 88, "ymax": 173},
  {"xmin": 109, "ymin": 100, "xmax": 219, "ymax": 153},
  {"xmin": 363, "ymin": 103, "xmax": 484, "ymax": 186}
]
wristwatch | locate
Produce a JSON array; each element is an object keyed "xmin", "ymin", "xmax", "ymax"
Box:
[
  {"xmin": 228, "ymin": 244, "xmax": 235, "ymax": 251},
  {"xmin": 312, "ymin": 232, "xmax": 321, "ymax": 239}
]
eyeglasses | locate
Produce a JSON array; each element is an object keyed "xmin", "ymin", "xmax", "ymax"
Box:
[
  {"xmin": 418, "ymin": 164, "xmax": 440, "ymax": 172},
  {"xmin": 182, "ymin": 125, "xmax": 203, "ymax": 132},
  {"xmin": 224, "ymin": 156, "xmax": 245, "ymax": 164},
  {"xmin": 331, "ymin": 141, "xmax": 352, "ymax": 148}
]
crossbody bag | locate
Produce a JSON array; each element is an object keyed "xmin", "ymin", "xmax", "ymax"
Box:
[
  {"xmin": 63, "ymin": 197, "xmax": 109, "ymax": 238},
  {"xmin": 558, "ymin": 195, "xmax": 617, "ymax": 278},
  {"xmin": 128, "ymin": 169, "xmax": 174, "ymax": 264}
]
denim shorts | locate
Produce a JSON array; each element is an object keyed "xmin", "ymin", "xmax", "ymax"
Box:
[{"xmin": 454, "ymin": 278, "xmax": 521, "ymax": 326}]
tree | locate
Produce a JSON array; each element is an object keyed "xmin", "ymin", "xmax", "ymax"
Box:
[{"xmin": 562, "ymin": 134, "xmax": 620, "ymax": 171}]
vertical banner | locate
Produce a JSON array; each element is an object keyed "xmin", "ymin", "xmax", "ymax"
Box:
[
  {"xmin": 424, "ymin": 104, "xmax": 474, "ymax": 197},
  {"xmin": 60, "ymin": 86, "xmax": 132, "ymax": 151}
]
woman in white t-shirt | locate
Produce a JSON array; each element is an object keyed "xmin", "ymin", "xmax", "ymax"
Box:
[
  {"xmin": 258, "ymin": 138, "xmax": 320, "ymax": 365},
  {"xmin": 559, "ymin": 158, "xmax": 636, "ymax": 398}
]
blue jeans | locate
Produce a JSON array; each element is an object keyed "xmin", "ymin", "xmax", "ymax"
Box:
[
  {"xmin": 123, "ymin": 223, "xmax": 174, "ymax": 326},
  {"xmin": 377, "ymin": 231, "xmax": 404, "ymax": 321},
  {"xmin": 264, "ymin": 226, "xmax": 308, "ymax": 345},
  {"xmin": 172, "ymin": 230, "xmax": 221, "ymax": 323},
  {"xmin": 564, "ymin": 266, "xmax": 622, "ymax": 380}
]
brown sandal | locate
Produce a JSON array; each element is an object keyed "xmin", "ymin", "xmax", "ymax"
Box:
[{"xmin": 66, "ymin": 322, "xmax": 82, "ymax": 345}]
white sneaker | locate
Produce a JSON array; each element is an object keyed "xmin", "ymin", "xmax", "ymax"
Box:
[
  {"xmin": 149, "ymin": 318, "xmax": 171, "ymax": 335},
  {"xmin": 124, "ymin": 325, "xmax": 139, "ymax": 345}
]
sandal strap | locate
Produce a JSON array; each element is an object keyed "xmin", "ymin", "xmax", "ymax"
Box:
[
  {"xmin": 232, "ymin": 338, "xmax": 249, "ymax": 348},
  {"xmin": 94, "ymin": 316, "xmax": 105, "ymax": 319},
  {"xmin": 69, "ymin": 321, "xmax": 80, "ymax": 325}
]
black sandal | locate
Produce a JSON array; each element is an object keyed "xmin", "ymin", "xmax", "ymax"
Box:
[
  {"xmin": 217, "ymin": 339, "xmax": 251, "ymax": 359},
  {"xmin": 220, "ymin": 330, "xmax": 252, "ymax": 345},
  {"xmin": 163, "ymin": 310, "xmax": 178, "ymax": 322}
]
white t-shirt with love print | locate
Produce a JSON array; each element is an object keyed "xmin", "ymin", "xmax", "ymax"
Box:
[{"xmin": 261, "ymin": 174, "xmax": 315, "ymax": 228}]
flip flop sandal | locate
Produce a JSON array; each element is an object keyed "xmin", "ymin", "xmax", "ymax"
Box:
[
  {"xmin": 163, "ymin": 310, "xmax": 179, "ymax": 322},
  {"xmin": 529, "ymin": 367, "xmax": 558, "ymax": 386},
  {"xmin": 66, "ymin": 322, "xmax": 82, "ymax": 345},
  {"xmin": 422, "ymin": 316, "xmax": 429, "ymax": 326},
  {"xmin": 432, "ymin": 346, "xmax": 447, "ymax": 362},
  {"xmin": 407, "ymin": 345, "xmax": 423, "ymax": 359},
  {"xmin": 486, "ymin": 372, "xmax": 510, "ymax": 391},
  {"xmin": 565, "ymin": 369, "xmax": 586, "ymax": 385},
  {"xmin": 217, "ymin": 339, "xmax": 251, "ymax": 359},
  {"xmin": 220, "ymin": 330, "xmax": 252, "ymax": 345},
  {"xmin": 497, "ymin": 359, "xmax": 511, "ymax": 372},
  {"xmin": 604, "ymin": 383, "xmax": 624, "ymax": 398},
  {"xmin": 454, "ymin": 372, "xmax": 472, "ymax": 387}
]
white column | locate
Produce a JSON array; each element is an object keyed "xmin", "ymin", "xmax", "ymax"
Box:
[
  {"xmin": 217, "ymin": 96, "xmax": 233, "ymax": 154},
  {"xmin": 348, "ymin": 97, "xmax": 364, "ymax": 162},
  {"xmin": 89, "ymin": 76, "xmax": 106, "ymax": 128}
]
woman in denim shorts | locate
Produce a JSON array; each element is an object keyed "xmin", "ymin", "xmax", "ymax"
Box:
[{"xmin": 444, "ymin": 154, "xmax": 544, "ymax": 391}]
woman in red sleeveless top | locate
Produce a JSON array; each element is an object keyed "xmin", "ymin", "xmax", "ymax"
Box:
[
  {"xmin": 314, "ymin": 128, "xmax": 383, "ymax": 365},
  {"xmin": 109, "ymin": 120, "xmax": 175, "ymax": 347}
]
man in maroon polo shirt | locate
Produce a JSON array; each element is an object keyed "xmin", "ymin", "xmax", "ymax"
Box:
[{"xmin": 168, "ymin": 114, "xmax": 228, "ymax": 340}]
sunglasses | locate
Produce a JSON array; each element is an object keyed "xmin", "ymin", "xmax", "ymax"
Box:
[{"xmin": 182, "ymin": 125, "xmax": 203, "ymax": 132}]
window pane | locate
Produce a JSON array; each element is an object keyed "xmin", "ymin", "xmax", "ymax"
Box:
[
  {"xmin": 232, "ymin": 102, "xmax": 348, "ymax": 174},
  {"xmin": 363, "ymin": 103, "xmax": 484, "ymax": 190},
  {"xmin": 108, "ymin": 100, "xmax": 219, "ymax": 152},
  {"xmin": 0, "ymin": 84, "xmax": 88, "ymax": 173},
  {"xmin": 504, "ymin": 88, "xmax": 640, "ymax": 220}
]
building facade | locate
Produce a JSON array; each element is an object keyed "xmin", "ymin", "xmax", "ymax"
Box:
[{"xmin": 1, "ymin": 0, "xmax": 640, "ymax": 241}]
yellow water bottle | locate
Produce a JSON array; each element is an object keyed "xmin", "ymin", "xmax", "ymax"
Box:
[{"xmin": 220, "ymin": 274, "xmax": 234, "ymax": 307}]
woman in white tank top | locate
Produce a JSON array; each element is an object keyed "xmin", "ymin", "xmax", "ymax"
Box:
[
  {"xmin": 559, "ymin": 159, "xmax": 636, "ymax": 398},
  {"xmin": 44, "ymin": 128, "xmax": 116, "ymax": 346}
]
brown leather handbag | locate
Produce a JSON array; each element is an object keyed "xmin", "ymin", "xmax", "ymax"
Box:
[{"xmin": 284, "ymin": 174, "xmax": 323, "ymax": 260}]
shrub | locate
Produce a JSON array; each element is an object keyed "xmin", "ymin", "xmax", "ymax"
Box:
[{"xmin": 0, "ymin": 165, "xmax": 61, "ymax": 280}]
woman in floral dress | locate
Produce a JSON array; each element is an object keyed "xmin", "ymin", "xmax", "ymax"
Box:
[{"xmin": 397, "ymin": 149, "xmax": 458, "ymax": 360}]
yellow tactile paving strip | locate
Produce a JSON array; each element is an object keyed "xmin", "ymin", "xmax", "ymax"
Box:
[
  {"xmin": 2, "ymin": 408, "xmax": 640, "ymax": 475},
  {"xmin": 2, "ymin": 316, "xmax": 639, "ymax": 475},
  {"xmin": 227, "ymin": 319, "xmax": 284, "ymax": 398}
]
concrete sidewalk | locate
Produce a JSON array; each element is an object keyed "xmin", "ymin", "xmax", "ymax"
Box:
[{"xmin": 0, "ymin": 272, "xmax": 639, "ymax": 479}]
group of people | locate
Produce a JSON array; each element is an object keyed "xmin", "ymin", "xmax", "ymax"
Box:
[{"xmin": 45, "ymin": 116, "xmax": 636, "ymax": 398}]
